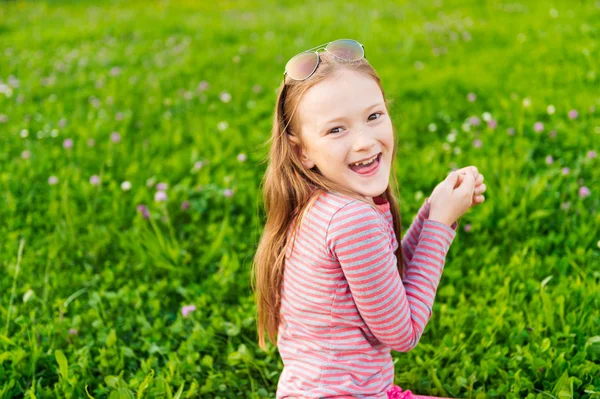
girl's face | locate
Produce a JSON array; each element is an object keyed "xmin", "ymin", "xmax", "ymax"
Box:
[{"xmin": 290, "ymin": 69, "xmax": 394, "ymax": 205}]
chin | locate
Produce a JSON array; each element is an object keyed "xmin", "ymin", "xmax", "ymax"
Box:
[{"xmin": 357, "ymin": 182, "xmax": 388, "ymax": 198}]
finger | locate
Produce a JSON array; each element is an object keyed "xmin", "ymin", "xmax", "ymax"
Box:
[
  {"xmin": 474, "ymin": 174, "xmax": 483, "ymax": 186},
  {"xmin": 453, "ymin": 171, "xmax": 467, "ymax": 189},
  {"xmin": 456, "ymin": 170, "xmax": 472, "ymax": 185},
  {"xmin": 463, "ymin": 169, "xmax": 476, "ymax": 182},
  {"xmin": 457, "ymin": 166, "xmax": 477, "ymax": 176},
  {"xmin": 458, "ymin": 172, "xmax": 476, "ymax": 194},
  {"xmin": 446, "ymin": 170, "xmax": 460, "ymax": 184},
  {"xmin": 471, "ymin": 195, "xmax": 485, "ymax": 206},
  {"xmin": 457, "ymin": 169, "xmax": 481, "ymax": 188}
]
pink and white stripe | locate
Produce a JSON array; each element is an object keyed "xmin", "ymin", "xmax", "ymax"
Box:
[{"xmin": 276, "ymin": 191, "xmax": 458, "ymax": 398}]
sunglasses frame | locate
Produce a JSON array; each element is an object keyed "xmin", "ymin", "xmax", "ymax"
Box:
[{"xmin": 283, "ymin": 38, "xmax": 366, "ymax": 82}]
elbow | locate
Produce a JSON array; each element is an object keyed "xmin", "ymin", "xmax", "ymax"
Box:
[
  {"xmin": 391, "ymin": 342, "xmax": 418, "ymax": 353},
  {"xmin": 388, "ymin": 333, "xmax": 421, "ymax": 353},
  {"xmin": 388, "ymin": 341, "xmax": 418, "ymax": 353}
]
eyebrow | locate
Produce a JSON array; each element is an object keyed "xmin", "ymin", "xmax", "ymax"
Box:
[{"xmin": 322, "ymin": 102, "xmax": 385, "ymax": 126}]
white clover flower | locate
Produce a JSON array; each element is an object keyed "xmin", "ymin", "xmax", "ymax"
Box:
[
  {"xmin": 219, "ymin": 92, "xmax": 232, "ymax": 103},
  {"xmin": 217, "ymin": 121, "xmax": 228, "ymax": 131},
  {"xmin": 23, "ymin": 289, "xmax": 34, "ymax": 303}
]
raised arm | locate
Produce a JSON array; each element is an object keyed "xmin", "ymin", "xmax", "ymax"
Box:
[
  {"xmin": 327, "ymin": 200, "xmax": 457, "ymax": 352},
  {"xmin": 400, "ymin": 197, "xmax": 458, "ymax": 276}
]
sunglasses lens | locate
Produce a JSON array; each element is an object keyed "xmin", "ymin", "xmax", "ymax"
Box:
[
  {"xmin": 326, "ymin": 39, "xmax": 363, "ymax": 61},
  {"xmin": 285, "ymin": 51, "xmax": 319, "ymax": 81}
]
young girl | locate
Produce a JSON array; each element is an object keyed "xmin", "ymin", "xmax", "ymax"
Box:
[{"xmin": 251, "ymin": 39, "xmax": 486, "ymax": 399}]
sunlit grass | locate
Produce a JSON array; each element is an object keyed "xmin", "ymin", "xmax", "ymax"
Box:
[{"xmin": 0, "ymin": 0, "xmax": 599, "ymax": 398}]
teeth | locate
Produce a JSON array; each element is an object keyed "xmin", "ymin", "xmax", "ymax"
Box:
[{"xmin": 350, "ymin": 154, "xmax": 378, "ymax": 167}]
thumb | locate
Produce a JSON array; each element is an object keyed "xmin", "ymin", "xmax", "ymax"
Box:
[
  {"xmin": 456, "ymin": 171, "xmax": 476, "ymax": 194},
  {"xmin": 446, "ymin": 171, "xmax": 459, "ymax": 186}
]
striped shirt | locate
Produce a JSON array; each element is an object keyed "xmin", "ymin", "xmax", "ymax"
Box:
[{"xmin": 276, "ymin": 190, "xmax": 458, "ymax": 398}]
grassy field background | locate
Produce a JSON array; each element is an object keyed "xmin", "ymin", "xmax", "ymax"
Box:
[{"xmin": 1, "ymin": 0, "xmax": 599, "ymax": 398}]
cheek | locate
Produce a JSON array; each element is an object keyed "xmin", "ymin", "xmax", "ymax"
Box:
[
  {"xmin": 384, "ymin": 125, "xmax": 395, "ymax": 148},
  {"xmin": 378, "ymin": 127, "xmax": 394, "ymax": 149},
  {"xmin": 329, "ymin": 145, "xmax": 350, "ymax": 164}
]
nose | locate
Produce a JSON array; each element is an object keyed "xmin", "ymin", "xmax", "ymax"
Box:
[{"xmin": 352, "ymin": 127, "xmax": 377, "ymax": 153}]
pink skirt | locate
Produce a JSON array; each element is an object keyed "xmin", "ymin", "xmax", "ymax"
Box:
[{"xmin": 387, "ymin": 385, "xmax": 453, "ymax": 399}]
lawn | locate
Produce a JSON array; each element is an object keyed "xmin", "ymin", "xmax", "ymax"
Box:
[{"xmin": 0, "ymin": 0, "xmax": 599, "ymax": 398}]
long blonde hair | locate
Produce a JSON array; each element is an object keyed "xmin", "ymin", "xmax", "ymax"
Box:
[{"xmin": 251, "ymin": 51, "xmax": 405, "ymax": 351}]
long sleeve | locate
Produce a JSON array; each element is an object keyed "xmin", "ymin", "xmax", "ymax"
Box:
[
  {"xmin": 401, "ymin": 197, "xmax": 458, "ymax": 274},
  {"xmin": 326, "ymin": 200, "xmax": 457, "ymax": 353}
]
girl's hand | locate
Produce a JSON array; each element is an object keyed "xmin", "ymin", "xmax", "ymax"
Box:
[
  {"xmin": 455, "ymin": 167, "xmax": 486, "ymax": 207},
  {"xmin": 426, "ymin": 166, "xmax": 486, "ymax": 208},
  {"xmin": 427, "ymin": 169, "xmax": 477, "ymax": 226}
]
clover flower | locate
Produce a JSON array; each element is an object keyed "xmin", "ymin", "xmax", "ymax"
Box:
[
  {"xmin": 137, "ymin": 204, "xmax": 150, "ymax": 219},
  {"xmin": 155, "ymin": 191, "xmax": 167, "ymax": 202},
  {"xmin": 579, "ymin": 186, "xmax": 590, "ymax": 198},
  {"xmin": 181, "ymin": 304, "xmax": 196, "ymax": 318}
]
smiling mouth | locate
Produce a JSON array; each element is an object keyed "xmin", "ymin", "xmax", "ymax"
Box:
[{"xmin": 348, "ymin": 152, "xmax": 382, "ymax": 175}]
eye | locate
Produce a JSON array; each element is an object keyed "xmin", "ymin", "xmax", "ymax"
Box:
[
  {"xmin": 328, "ymin": 112, "xmax": 384, "ymax": 134},
  {"xmin": 368, "ymin": 112, "xmax": 383, "ymax": 121}
]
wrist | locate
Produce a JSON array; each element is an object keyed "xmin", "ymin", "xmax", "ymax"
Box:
[{"xmin": 428, "ymin": 215, "xmax": 454, "ymax": 227}]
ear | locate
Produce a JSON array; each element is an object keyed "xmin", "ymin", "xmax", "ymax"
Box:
[{"xmin": 288, "ymin": 135, "xmax": 315, "ymax": 170}]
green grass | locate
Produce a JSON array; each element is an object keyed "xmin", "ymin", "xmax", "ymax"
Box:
[{"xmin": 1, "ymin": 0, "xmax": 599, "ymax": 398}]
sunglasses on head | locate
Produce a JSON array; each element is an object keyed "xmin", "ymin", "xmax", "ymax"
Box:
[{"xmin": 283, "ymin": 38, "xmax": 366, "ymax": 81}]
